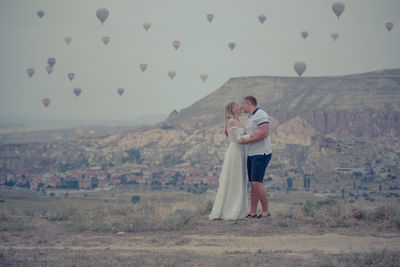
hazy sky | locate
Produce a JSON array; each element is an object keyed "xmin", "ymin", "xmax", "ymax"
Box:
[{"xmin": 0, "ymin": 0, "xmax": 399, "ymax": 121}]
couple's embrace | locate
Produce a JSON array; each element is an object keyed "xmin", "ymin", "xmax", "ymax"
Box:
[{"xmin": 209, "ymin": 96, "xmax": 272, "ymax": 220}]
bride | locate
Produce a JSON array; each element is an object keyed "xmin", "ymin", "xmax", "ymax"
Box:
[{"xmin": 209, "ymin": 101, "xmax": 248, "ymax": 220}]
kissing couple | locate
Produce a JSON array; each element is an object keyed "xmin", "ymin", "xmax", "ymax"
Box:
[{"xmin": 209, "ymin": 96, "xmax": 272, "ymax": 220}]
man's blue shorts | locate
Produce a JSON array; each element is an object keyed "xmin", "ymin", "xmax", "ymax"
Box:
[{"xmin": 247, "ymin": 153, "xmax": 272, "ymax": 183}]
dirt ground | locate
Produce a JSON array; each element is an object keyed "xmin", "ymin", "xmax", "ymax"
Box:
[
  {"xmin": 2, "ymin": 231, "xmax": 399, "ymax": 257},
  {"xmin": 1, "ymin": 216, "xmax": 400, "ymax": 266}
]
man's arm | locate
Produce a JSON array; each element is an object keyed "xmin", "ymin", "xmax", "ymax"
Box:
[{"xmin": 239, "ymin": 123, "xmax": 269, "ymax": 144}]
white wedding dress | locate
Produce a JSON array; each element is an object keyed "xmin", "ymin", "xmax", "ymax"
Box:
[{"xmin": 208, "ymin": 126, "xmax": 248, "ymax": 220}]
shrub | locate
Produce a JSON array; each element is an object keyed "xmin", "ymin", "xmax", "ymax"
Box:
[
  {"xmin": 365, "ymin": 205, "xmax": 400, "ymax": 229},
  {"xmin": 196, "ymin": 199, "xmax": 214, "ymax": 216},
  {"xmin": 312, "ymin": 201, "xmax": 354, "ymax": 228},
  {"xmin": 276, "ymin": 207, "xmax": 301, "ymax": 227},
  {"xmin": 316, "ymin": 199, "xmax": 336, "ymax": 207},
  {"xmin": 48, "ymin": 204, "xmax": 77, "ymax": 221},
  {"xmin": 165, "ymin": 209, "xmax": 198, "ymax": 231},
  {"xmin": 0, "ymin": 209, "xmax": 10, "ymax": 222},
  {"xmin": 161, "ymin": 124, "xmax": 174, "ymax": 130},
  {"xmin": 302, "ymin": 201, "xmax": 316, "ymax": 217},
  {"xmin": 131, "ymin": 195, "xmax": 141, "ymax": 204}
]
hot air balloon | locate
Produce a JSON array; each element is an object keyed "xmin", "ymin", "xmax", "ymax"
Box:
[
  {"xmin": 68, "ymin": 73, "xmax": 75, "ymax": 81},
  {"xmin": 37, "ymin": 10, "xmax": 44, "ymax": 18},
  {"xmin": 331, "ymin": 32, "xmax": 339, "ymax": 41},
  {"xmin": 207, "ymin": 14, "xmax": 214, "ymax": 22},
  {"xmin": 47, "ymin": 57, "xmax": 56, "ymax": 67},
  {"xmin": 64, "ymin": 37, "xmax": 72, "ymax": 45},
  {"xmin": 143, "ymin": 22, "xmax": 151, "ymax": 31},
  {"xmin": 228, "ymin": 42, "xmax": 236, "ymax": 50},
  {"xmin": 200, "ymin": 73, "xmax": 208, "ymax": 82},
  {"xmin": 42, "ymin": 98, "xmax": 50, "ymax": 108},
  {"xmin": 258, "ymin": 14, "xmax": 266, "ymax": 24},
  {"xmin": 75, "ymin": 129, "xmax": 83, "ymax": 139},
  {"xmin": 73, "ymin": 88, "xmax": 82, "ymax": 97},
  {"xmin": 27, "ymin": 68, "xmax": 35, "ymax": 78},
  {"xmin": 172, "ymin": 40, "xmax": 181, "ymax": 50},
  {"xmin": 332, "ymin": 2, "xmax": 345, "ymax": 18},
  {"xmin": 117, "ymin": 88, "xmax": 125, "ymax": 96},
  {"xmin": 102, "ymin": 36, "xmax": 110, "ymax": 45},
  {"xmin": 385, "ymin": 22, "xmax": 393, "ymax": 32},
  {"xmin": 139, "ymin": 63, "xmax": 148, "ymax": 72},
  {"xmin": 46, "ymin": 65, "xmax": 53, "ymax": 75},
  {"xmin": 89, "ymin": 130, "xmax": 96, "ymax": 137},
  {"xmin": 301, "ymin": 31, "xmax": 309, "ymax": 39},
  {"xmin": 96, "ymin": 8, "xmax": 109, "ymax": 24},
  {"xmin": 293, "ymin": 61, "xmax": 307, "ymax": 77},
  {"xmin": 168, "ymin": 70, "xmax": 176, "ymax": 80}
]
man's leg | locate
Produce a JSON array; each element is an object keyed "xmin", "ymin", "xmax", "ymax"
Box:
[
  {"xmin": 253, "ymin": 182, "xmax": 269, "ymax": 215},
  {"xmin": 250, "ymin": 183, "xmax": 259, "ymax": 215},
  {"xmin": 256, "ymin": 154, "xmax": 272, "ymax": 216},
  {"xmin": 248, "ymin": 156, "xmax": 258, "ymax": 216}
]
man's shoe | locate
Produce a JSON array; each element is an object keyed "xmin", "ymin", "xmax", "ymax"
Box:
[
  {"xmin": 256, "ymin": 213, "xmax": 271, "ymax": 219},
  {"xmin": 245, "ymin": 214, "xmax": 257, "ymax": 218}
]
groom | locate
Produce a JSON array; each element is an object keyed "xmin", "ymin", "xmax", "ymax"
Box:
[{"xmin": 239, "ymin": 96, "xmax": 272, "ymax": 218}]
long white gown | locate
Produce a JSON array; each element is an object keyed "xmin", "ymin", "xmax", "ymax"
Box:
[{"xmin": 208, "ymin": 126, "xmax": 248, "ymax": 220}]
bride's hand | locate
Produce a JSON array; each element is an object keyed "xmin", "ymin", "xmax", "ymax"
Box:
[{"xmin": 239, "ymin": 135, "xmax": 249, "ymax": 144}]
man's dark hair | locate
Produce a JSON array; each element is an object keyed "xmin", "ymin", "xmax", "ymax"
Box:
[{"xmin": 244, "ymin": 96, "xmax": 257, "ymax": 106}]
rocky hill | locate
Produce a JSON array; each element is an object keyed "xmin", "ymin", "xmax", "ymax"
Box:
[
  {"xmin": 0, "ymin": 69, "xmax": 399, "ymax": 175},
  {"xmin": 164, "ymin": 68, "xmax": 400, "ymax": 137},
  {"xmin": 94, "ymin": 69, "xmax": 400, "ymax": 166}
]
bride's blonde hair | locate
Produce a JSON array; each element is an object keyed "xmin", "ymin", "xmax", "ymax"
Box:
[{"xmin": 224, "ymin": 102, "xmax": 236, "ymax": 136}]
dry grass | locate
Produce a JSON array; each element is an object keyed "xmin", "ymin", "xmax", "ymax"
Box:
[
  {"xmin": 2, "ymin": 190, "xmax": 399, "ymax": 234},
  {"xmin": 304, "ymin": 200, "xmax": 400, "ymax": 229},
  {"xmin": 0, "ymin": 206, "xmax": 36, "ymax": 232},
  {"xmin": 44, "ymin": 197, "xmax": 206, "ymax": 233},
  {"xmin": 0, "ymin": 189, "xmax": 215, "ymax": 233},
  {"xmin": 1, "ymin": 189, "xmax": 400, "ymax": 266},
  {"xmin": 270, "ymin": 199, "xmax": 400, "ymax": 231}
]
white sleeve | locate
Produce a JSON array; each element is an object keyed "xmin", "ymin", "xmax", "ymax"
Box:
[{"xmin": 255, "ymin": 111, "xmax": 270, "ymax": 126}]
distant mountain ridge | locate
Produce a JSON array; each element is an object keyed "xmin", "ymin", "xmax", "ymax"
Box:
[
  {"xmin": 0, "ymin": 113, "xmax": 167, "ymax": 145},
  {"xmin": 0, "ymin": 69, "xmax": 399, "ymax": 174},
  {"xmin": 0, "ymin": 113, "xmax": 167, "ymax": 129},
  {"xmin": 163, "ymin": 68, "xmax": 400, "ymax": 139}
]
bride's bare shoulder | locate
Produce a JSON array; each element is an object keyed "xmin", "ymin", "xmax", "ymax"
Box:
[{"xmin": 227, "ymin": 119, "xmax": 241, "ymax": 129}]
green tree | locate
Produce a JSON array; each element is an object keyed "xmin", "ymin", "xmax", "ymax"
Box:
[
  {"xmin": 286, "ymin": 178, "xmax": 293, "ymax": 193},
  {"xmin": 131, "ymin": 195, "xmax": 141, "ymax": 204},
  {"xmin": 123, "ymin": 149, "xmax": 142, "ymax": 163}
]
